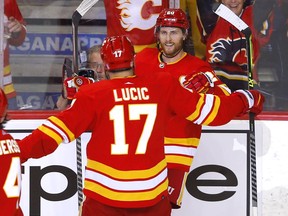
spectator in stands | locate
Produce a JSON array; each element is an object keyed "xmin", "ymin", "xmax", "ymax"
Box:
[
  {"xmin": 197, "ymin": 0, "xmax": 273, "ymax": 92},
  {"xmin": 56, "ymin": 45, "xmax": 106, "ymax": 110},
  {"xmin": 4, "ymin": 0, "xmax": 27, "ymax": 109}
]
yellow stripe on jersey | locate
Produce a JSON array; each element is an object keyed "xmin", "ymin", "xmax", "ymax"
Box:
[
  {"xmin": 4, "ymin": 83, "xmax": 15, "ymax": 95},
  {"xmin": 215, "ymin": 70, "xmax": 248, "ymax": 81},
  {"xmin": 3, "ymin": 65, "xmax": 10, "ymax": 75},
  {"xmin": 203, "ymin": 96, "xmax": 221, "ymax": 125},
  {"xmin": 165, "ymin": 155, "xmax": 193, "ymax": 167},
  {"xmin": 48, "ymin": 116, "xmax": 75, "ymax": 142},
  {"xmin": 84, "ymin": 178, "xmax": 168, "ymax": 202},
  {"xmin": 186, "ymin": 94, "xmax": 205, "ymax": 122},
  {"xmin": 87, "ymin": 158, "xmax": 167, "ymax": 180},
  {"xmin": 164, "ymin": 137, "xmax": 199, "ymax": 147},
  {"xmin": 38, "ymin": 125, "xmax": 63, "ymax": 145},
  {"xmin": 219, "ymin": 84, "xmax": 231, "ymax": 95}
]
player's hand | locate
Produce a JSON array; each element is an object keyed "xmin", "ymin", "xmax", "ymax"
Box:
[
  {"xmin": 64, "ymin": 76, "xmax": 94, "ymax": 99},
  {"xmin": 8, "ymin": 17, "xmax": 22, "ymax": 34},
  {"xmin": 64, "ymin": 77, "xmax": 77, "ymax": 99},
  {"xmin": 182, "ymin": 72, "xmax": 214, "ymax": 93},
  {"xmin": 71, "ymin": 76, "xmax": 94, "ymax": 88},
  {"xmin": 235, "ymin": 90, "xmax": 265, "ymax": 115}
]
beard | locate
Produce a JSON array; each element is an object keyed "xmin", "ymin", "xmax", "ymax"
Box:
[{"xmin": 161, "ymin": 40, "xmax": 184, "ymax": 58}]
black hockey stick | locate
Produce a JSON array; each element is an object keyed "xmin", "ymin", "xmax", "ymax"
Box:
[
  {"xmin": 212, "ymin": 3, "xmax": 258, "ymax": 216},
  {"xmin": 72, "ymin": 0, "xmax": 99, "ymax": 73},
  {"xmin": 63, "ymin": 57, "xmax": 73, "ymax": 78},
  {"xmin": 72, "ymin": 0, "xmax": 99, "ymax": 207},
  {"xmin": 61, "ymin": 57, "xmax": 73, "ymax": 98}
]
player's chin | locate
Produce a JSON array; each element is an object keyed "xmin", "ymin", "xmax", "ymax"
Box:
[
  {"xmin": 228, "ymin": 5, "xmax": 242, "ymax": 15},
  {"xmin": 163, "ymin": 47, "xmax": 176, "ymax": 56}
]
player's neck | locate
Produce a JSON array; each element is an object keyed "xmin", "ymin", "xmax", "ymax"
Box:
[
  {"xmin": 109, "ymin": 70, "xmax": 134, "ymax": 79},
  {"xmin": 161, "ymin": 49, "xmax": 185, "ymax": 63}
]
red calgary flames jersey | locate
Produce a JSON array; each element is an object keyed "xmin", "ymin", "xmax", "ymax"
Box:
[
  {"xmin": 135, "ymin": 48, "xmax": 230, "ymax": 171},
  {"xmin": 201, "ymin": 6, "xmax": 272, "ymax": 90},
  {"xmin": 103, "ymin": 0, "xmax": 169, "ymax": 52},
  {"xmin": 19, "ymin": 73, "xmax": 245, "ymax": 208},
  {"xmin": 0, "ymin": 130, "xmax": 22, "ymax": 216}
]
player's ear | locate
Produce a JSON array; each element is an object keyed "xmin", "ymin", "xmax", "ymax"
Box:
[
  {"xmin": 183, "ymin": 36, "xmax": 186, "ymax": 40},
  {"xmin": 183, "ymin": 30, "xmax": 188, "ymax": 40}
]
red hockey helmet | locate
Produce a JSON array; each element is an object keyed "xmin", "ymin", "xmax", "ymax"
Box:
[
  {"xmin": 155, "ymin": 8, "xmax": 189, "ymax": 32},
  {"xmin": 0, "ymin": 88, "xmax": 7, "ymax": 119},
  {"xmin": 100, "ymin": 35, "xmax": 135, "ymax": 72}
]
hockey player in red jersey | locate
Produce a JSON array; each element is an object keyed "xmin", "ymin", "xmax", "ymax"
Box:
[
  {"xmin": 135, "ymin": 8, "xmax": 231, "ymax": 208},
  {"xmin": 0, "ymin": 88, "xmax": 23, "ymax": 216},
  {"xmin": 18, "ymin": 35, "xmax": 264, "ymax": 216}
]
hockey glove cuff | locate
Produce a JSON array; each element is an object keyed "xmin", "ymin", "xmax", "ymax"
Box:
[
  {"xmin": 235, "ymin": 89, "xmax": 265, "ymax": 116},
  {"xmin": 64, "ymin": 76, "xmax": 95, "ymax": 99}
]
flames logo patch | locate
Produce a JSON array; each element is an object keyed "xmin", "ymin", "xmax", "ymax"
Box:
[
  {"xmin": 116, "ymin": 0, "xmax": 163, "ymax": 31},
  {"xmin": 208, "ymin": 37, "xmax": 248, "ymax": 66}
]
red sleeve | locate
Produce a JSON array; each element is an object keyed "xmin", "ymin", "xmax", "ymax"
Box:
[
  {"xmin": 169, "ymin": 77, "xmax": 247, "ymax": 126},
  {"xmin": 5, "ymin": 0, "xmax": 26, "ymax": 46},
  {"xmin": 4, "ymin": 0, "xmax": 25, "ymax": 22},
  {"xmin": 18, "ymin": 130, "xmax": 58, "ymax": 163}
]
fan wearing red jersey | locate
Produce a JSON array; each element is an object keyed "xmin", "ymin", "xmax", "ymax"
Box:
[
  {"xmin": 18, "ymin": 35, "xmax": 264, "ymax": 216},
  {"xmin": 0, "ymin": 88, "xmax": 23, "ymax": 216},
  {"xmin": 135, "ymin": 8, "xmax": 231, "ymax": 208},
  {"xmin": 4, "ymin": 0, "xmax": 27, "ymax": 109},
  {"xmin": 196, "ymin": 0, "xmax": 274, "ymax": 91}
]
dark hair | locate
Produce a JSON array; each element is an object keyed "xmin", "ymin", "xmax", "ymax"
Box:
[{"xmin": 244, "ymin": 0, "xmax": 254, "ymax": 7}]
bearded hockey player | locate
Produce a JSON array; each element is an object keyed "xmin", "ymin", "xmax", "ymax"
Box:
[{"xmin": 135, "ymin": 8, "xmax": 231, "ymax": 208}]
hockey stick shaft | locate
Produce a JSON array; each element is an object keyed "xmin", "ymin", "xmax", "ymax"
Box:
[
  {"xmin": 213, "ymin": 3, "xmax": 258, "ymax": 215},
  {"xmin": 72, "ymin": 0, "xmax": 99, "ymax": 74},
  {"xmin": 246, "ymin": 33, "xmax": 258, "ymax": 216},
  {"xmin": 72, "ymin": 0, "xmax": 99, "ymax": 207},
  {"xmin": 212, "ymin": 3, "xmax": 251, "ymax": 37}
]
